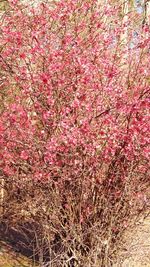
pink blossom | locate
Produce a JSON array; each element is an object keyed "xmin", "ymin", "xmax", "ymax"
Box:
[{"xmin": 20, "ymin": 150, "xmax": 29, "ymax": 160}]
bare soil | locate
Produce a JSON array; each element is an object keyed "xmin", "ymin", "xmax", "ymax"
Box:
[
  {"xmin": 0, "ymin": 241, "xmax": 33, "ymax": 267},
  {"xmin": 114, "ymin": 212, "xmax": 150, "ymax": 267}
]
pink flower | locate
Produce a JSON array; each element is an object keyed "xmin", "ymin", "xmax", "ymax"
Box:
[
  {"xmin": 20, "ymin": 53, "xmax": 26, "ymax": 59},
  {"xmin": 20, "ymin": 150, "xmax": 29, "ymax": 160}
]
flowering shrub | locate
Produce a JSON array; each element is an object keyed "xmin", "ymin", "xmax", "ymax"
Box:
[{"xmin": 0, "ymin": 0, "xmax": 149, "ymax": 265}]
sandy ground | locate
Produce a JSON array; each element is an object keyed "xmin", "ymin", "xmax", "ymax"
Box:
[
  {"xmin": 0, "ymin": 241, "xmax": 33, "ymax": 267},
  {"xmin": 114, "ymin": 212, "xmax": 150, "ymax": 267}
]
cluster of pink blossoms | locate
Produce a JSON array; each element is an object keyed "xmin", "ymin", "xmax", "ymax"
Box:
[{"xmin": 0, "ymin": 0, "xmax": 149, "ymax": 186}]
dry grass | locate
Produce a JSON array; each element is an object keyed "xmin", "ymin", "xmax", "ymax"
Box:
[
  {"xmin": 0, "ymin": 170, "xmax": 149, "ymax": 266},
  {"xmin": 0, "ymin": 211, "xmax": 150, "ymax": 267}
]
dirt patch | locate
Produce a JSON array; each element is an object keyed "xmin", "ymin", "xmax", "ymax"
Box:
[
  {"xmin": 114, "ymin": 212, "xmax": 150, "ymax": 267},
  {"xmin": 0, "ymin": 241, "xmax": 34, "ymax": 267}
]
